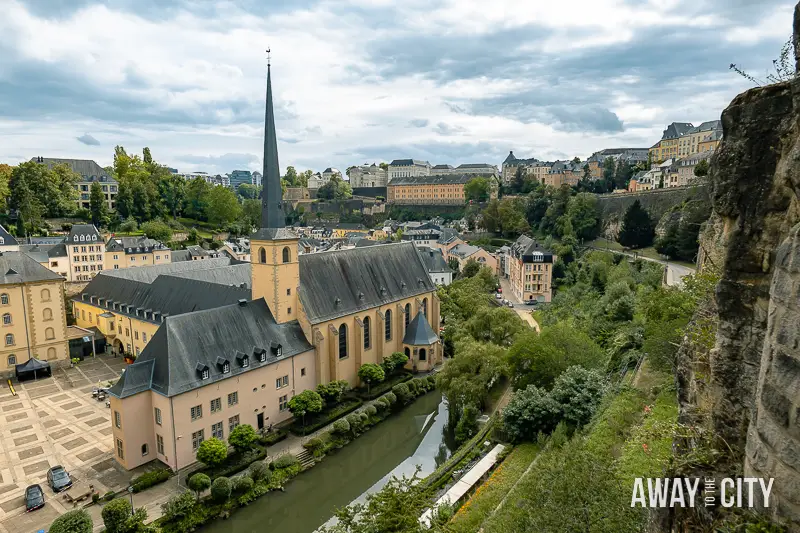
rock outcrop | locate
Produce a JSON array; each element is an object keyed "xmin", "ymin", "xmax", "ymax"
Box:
[{"xmin": 680, "ymin": 9, "xmax": 800, "ymax": 527}]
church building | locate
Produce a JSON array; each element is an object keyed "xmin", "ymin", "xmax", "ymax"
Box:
[{"xmin": 106, "ymin": 59, "xmax": 441, "ymax": 471}]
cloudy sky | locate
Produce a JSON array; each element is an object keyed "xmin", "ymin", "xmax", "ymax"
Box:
[{"xmin": 0, "ymin": 0, "xmax": 794, "ymax": 176}]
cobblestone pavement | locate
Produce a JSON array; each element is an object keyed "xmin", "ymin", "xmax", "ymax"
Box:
[{"xmin": 0, "ymin": 355, "xmax": 135, "ymax": 532}]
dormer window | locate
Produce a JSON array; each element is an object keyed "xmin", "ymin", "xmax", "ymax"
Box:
[
  {"xmin": 270, "ymin": 341, "xmax": 282, "ymax": 357},
  {"xmin": 242, "ymin": 356, "xmax": 249, "ymax": 368},
  {"xmin": 202, "ymin": 368, "xmax": 209, "ymax": 379},
  {"xmin": 196, "ymin": 363, "xmax": 210, "ymax": 380},
  {"xmin": 223, "ymin": 361, "xmax": 230, "ymax": 374},
  {"xmin": 73, "ymin": 236, "xmax": 78, "ymax": 242}
]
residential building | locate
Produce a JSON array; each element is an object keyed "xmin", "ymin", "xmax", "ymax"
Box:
[
  {"xmin": 349, "ymin": 164, "xmax": 388, "ymax": 188},
  {"xmin": 501, "ymin": 151, "xmax": 539, "ymax": 184},
  {"xmin": 388, "ymin": 159, "xmax": 431, "ymax": 180},
  {"xmin": 699, "ymin": 130, "xmax": 723, "ymax": 153},
  {"xmin": 229, "ymin": 170, "xmax": 253, "ymax": 190},
  {"xmin": 446, "ymin": 243, "xmax": 498, "ymax": 273},
  {"xmin": 432, "ymin": 228, "xmax": 465, "ymax": 255},
  {"xmin": 106, "ymin": 61, "xmax": 442, "ymax": 471},
  {"xmin": 678, "ymin": 120, "xmax": 722, "ymax": 158},
  {"xmin": 675, "ymin": 151, "xmax": 713, "ymax": 187},
  {"xmin": 649, "ymin": 122, "xmax": 694, "ymax": 163},
  {"xmin": 307, "ymin": 172, "xmax": 327, "ymax": 189},
  {"xmin": 63, "ymin": 225, "xmax": 105, "ymax": 282},
  {"xmin": 171, "ymin": 245, "xmax": 221, "ymax": 262},
  {"xmin": 506, "ymin": 235, "xmax": 557, "ymax": 303},
  {"xmin": 221, "ymin": 238, "xmax": 251, "ymax": 261},
  {"xmin": 431, "ymin": 164, "xmax": 454, "ymax": 174},
  {"xmin": 542, "ymin": 161, "xmax": 582, "ymax": 188},
  {"xmin": 388, "ymin": 174, "xmax": 495, "ymax": 205},
  {"xmin": 30, "ymin": 157, "xmax": 117, "ymax": 211},
  {"xmin": 253, "ymin": 171, "xmax": 263, "ymax": 187},
  {"xmin": 586, "ymin": 148, "xmax": 649, "ymax": 179},
  {"xmin": 401, "ymin": 227, "xmax": 441, "ymax": 247},
  {"xmin": 0, "ymin": 226, "xmax": 20, "ymax": 253},
  {"xmin": 416, "ymin": 246, "xmax": 453, "ymax": 286},
  {"xmin": 0, "ymin": 252, "xmax": 70, "ymax": 376},
  {"xmin": 432, "ymin": 163, "xmax": 499, "ymax": 178},
  {"xmin": 105, "ymin": 236, "xmax": 171, "ymax": 270},
  {"xmin": 322, "ymin": 168, "xmax": 341, "ymax": 181}
]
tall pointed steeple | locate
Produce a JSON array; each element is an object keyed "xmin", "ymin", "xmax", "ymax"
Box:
[{"xmin": 260, "ymin": 51, "xmax": 285, "ymax": 230}]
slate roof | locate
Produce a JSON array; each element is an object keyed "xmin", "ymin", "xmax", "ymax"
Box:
[
  {"xmin": 109, "ymin": 299, "xmax": 313, "ymax": 398},
  {"xmin": 161, "ymin": 263, "xmax": 252, "ymax": 289},
  {"xmin": 389, "ymin": 174, "xmax": 475, "ymax": 186},
  {"xmin": 354, "ymin": 239, "xmax": 387, "ymax": 248},
  {"xmin": 510, "ymin": 235, "xmax": 554, "ymax": 263},
  {"xmin": 0, "ymin": 252, "xmax": 63, "ymax": 284},
  {"xmin": 251, "ymin": 227, "xmax": 298, "ymax": 241},
  {"xmin": 416, "ymin": 246, "xmax": 451, "ymax": 274},
  {"xmin": 448, "ymin": 243, "xmax": 481, "ymax": 258},
  {"xmin": 389, "ymin": 159, "xmax": 430, "ymax": 167},
  {"xmin": 106, "ymin": 236, "xmax": 169, "ymax": 253},
  {"xmin": 75, "ymin": 274, "xmax": 250, "ymax": 324},
  {"xmin": 432, "ymin": 164, "xmax": 454, "ymax": 170},
  {"xmin": 297, "ymin": 241, "xmax": 435, "ymax": 324},
  {"xmin": 0, "ymin": 226, "xmax": 19, "ymax": 247},
  {"xmin": 661, "ymin": 122, "xmax": 694, "ymax": 140},
  {"xmin": 402, "ymin": 312, "xmax": 439, "ymax": 346},
  {"xmin": 66, "ymin": 224, "xmax": 102, "ymax": 244},
  {"xmin": 687, "ymin": 120, "xmax": 721, "ymax": 134},
  {"xmin": 98, "ymin": 257, "xmax": 235, "ymax": 283},
  {"xmin": 171, "ymin": 250, "xmax": 191, "ymax": 262},
  {"xmin": 20, "ymin": 243, "xmax": 67, "ymax": 263},
  {"xmin": 30, "ymin": 158, "xmax": 115, "ymax": 182},
  {"xmin": 457, "ymin": 163, "xmax": 495, "ymax": 169},
  {"xmin": 437, "ymin": 228, "xmax": 461, "ymax": 244}
]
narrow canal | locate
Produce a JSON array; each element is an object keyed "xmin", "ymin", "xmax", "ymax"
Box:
[{"xmin": 204, "ymin": 392, "xmax": 456, "ymax": 533}]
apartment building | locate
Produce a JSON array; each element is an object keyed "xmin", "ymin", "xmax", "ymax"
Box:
[
  {"xmin": 348, "ymin": 164, "xmax": 388, "ymax": 188},
  {"xmin": 105, "ymin": 236, "xmax": 172, "ymax": 270},
  {"xmin": 586, "ymin": 148, "xmax": 649, "ymax": 179},
  {"xmin": 675, "ymin": 151, "xmax": 712, "ymax": 187},
  {"xmin": 506, "ymin": 235, "xmax": 557, "ymax": 303},
  {"xmin": 416, "ymin": 245, "xmax": 453, "ymax": 286},
  {"xmin": 446, "ymin": 243, "xmax": 498, "ymax": 273},
  {"xmin": 649, "ymin": 122, "xmax": 694, "ymax": 163},
  {"xmin": 543, "ymin": 161, "xmax": 581, "ymax": 188},
  {"xmin": 30, "ymin": 157, "xmax": 118, "ymax": 211},
  {"xmin": 388, "ymin": 159, "xmax": 431, "ymax": 180},
  {"xmin": 0, "ymin": 252, "xmax": 70, "ymax": 376},
  {"xmin": 501, "ymin": 151, "xmax": 541, "ymax": 184},
  {"xmin": 699, "ymin": 130, "xmax": 723, "ymax": 153},
  {"xmin": 388, "ymin": 174, "xmax": 495, "ymax": 205}
]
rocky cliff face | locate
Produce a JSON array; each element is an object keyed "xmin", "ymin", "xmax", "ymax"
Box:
[{"xmin": 681, "ymin": 12, "xmax": 800, "ymax": 527}]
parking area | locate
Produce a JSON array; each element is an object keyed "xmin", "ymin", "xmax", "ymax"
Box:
[
  {"xmin": 0, "ymin": 356, "xmax": 132, "ymax": 532},
  {"xmin": 497, "ymin": 277, "xmax": 540, "ymax": 331}
]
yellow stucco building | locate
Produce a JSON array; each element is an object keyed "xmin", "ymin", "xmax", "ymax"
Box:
[
  {"xmin": 101, "ymin": 62, "xmax": 443, "ymax": 471},
  {"xmin": 105, "ymin": 236, "xmax": 171, "ymax": 270},
  {"xmin": 388, "ymin": 174, "xmax": 496, "ymax": 205},
  {"xmin": 0, "ymin": 252, "xmax": 70, "ymax": 376}
]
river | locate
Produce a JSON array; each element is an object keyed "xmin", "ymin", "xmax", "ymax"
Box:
[{"xmin": 204, "ymin": 392, "xmax": 456, "ymax": 533}]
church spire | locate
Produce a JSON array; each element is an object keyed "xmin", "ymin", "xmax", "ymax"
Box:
[{"xmin": 260, "ymin": 49, "xmax": 284, "ymax": 230}]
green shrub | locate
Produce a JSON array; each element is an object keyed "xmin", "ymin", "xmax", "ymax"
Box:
[
  {"xmin": 273, "ymin": 454, "xmax": 299, "ymax": 469},
  {"xmin": 407, "ymin": 379, "xmax": 420, "ymax": 396},
  {"xmin": 188, "ymin": 473, "xmax": 211, "ymax": 499},
  {"xmin": 332, "ymin": 418, "xmax": 351, "ymax": 434},
  {"xmin": 359, "ymin": 411, "xmax": 369, "ymax": 424},
  {"xmin": 228, "ymin": 424, "xmax": 258, "ymax": 453},
  {"xmin": 392, "ymin": 383, "xmax": 413, "ymax": 404},
  {"xmin": 232, "ymin": 476, "xmax": 254, "ymax": 494},
  {"xmin": 160, "ymin": 491, "xmax": 196, "ymax": 522},
  {"xmin": 289, "ymin": 398, "xmax": 363, "ymax": 436},
  {"xmin": 187, "ymin": 446, "xmax": 267, "ymax": 483},
  {"xmin": 101, "ymin": 498, "xmax": 132, "ymax": 533},
  {"xmin": 50, "ymin": 509, "xmax": 93, "ymax": 533},
  {"xmin": 356, "ymin": 372, "xmax": 413, "ymax": 399},
  {"xmin": 248, "ymin": 460, "xmax": 269, "ymax": 482},
  {"xmin": 91, "ymin": 492, "xmax": 100, "ymax": 503},
  {"xmin": 365, "ymin": 404, "xmax": 377, "ymax": 417},
  {"xmin": 196, "ymin": 438, "xmax": 228, "ymax": 468},
  {"xmin": 210, "ymin": 476, "xmax": 232, "ymax": 503},
  {"xmin": 104, "ymin": 491, "xmax": 116, "ymax": 501},
  {"xmin": 346, "ymin": 413, "xmax": 361, "ymax": 432},
  {"xmin": 426, "ymin": 375, "xmax": 436, "ymax": 387},
  {"xmin": 130, "ymin": 468, "xmax": 171, "ymax": 493},
  {"xmin": 259, "ymin": 429, "xmax": 288, "ymax": 446},
  {"xmin": 304, "ymin": 437, "xmax": 324, "ymax": 453},
  {"xmin": 384, "ymin": 391, "xmax": 397, "ymax": 404}
]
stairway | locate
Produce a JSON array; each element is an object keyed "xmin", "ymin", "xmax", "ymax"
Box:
[{"xmin": 296, "ymin": 449, "xmax": 315, "ymax": 469}]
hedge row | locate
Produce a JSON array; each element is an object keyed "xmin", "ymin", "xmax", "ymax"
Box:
[
  {"xmin": 258, "ymin": 428, "xmax": 288, "ymax": 447},
  {"xmin": 289, "ymin": 397, "xmax": 363, "ymax": 436},
  {"xmin": 184, "ymin": 446, "xmax": 267, "ymax": 484},
  {"xmin": 130, "ymin": 468, "xmax": 171, "ymax": 493},
  {"xmin": 355, "ymin": 372, "xmax": 413, "ymax": 400}
]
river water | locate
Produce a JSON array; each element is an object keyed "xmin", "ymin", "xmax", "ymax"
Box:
[{"xmin": 203, "ymin": 392, "xmax": 456, "ymax": 533}]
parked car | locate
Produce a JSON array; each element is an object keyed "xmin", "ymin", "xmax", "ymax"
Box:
[
  {"xmin": 25, "ymin": 485, "xmax": 44, "ymax": 512},
  {"xmin": 524, "ymin": 299, "xmax": 537, "ymax": 306},
  {"xmin": 506, "ymin": 301, "xmax": 514, "ymax": 308},
  {"xmin": 47, "ymin": 465, "xmax": 72, "ymax": 492},
  {"xmin": 495, "ymin": 293, "xmax": 503, "ymax": 300}
]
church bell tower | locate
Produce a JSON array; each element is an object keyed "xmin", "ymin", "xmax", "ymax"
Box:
[{"xmin": 251, "ymin": 51, "xmax": 299, "ymax": 324}]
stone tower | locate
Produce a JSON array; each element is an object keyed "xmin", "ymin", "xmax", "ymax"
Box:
[{"xmin": 251, "ymin": 56, "xmax": 299, "ymax": 324}]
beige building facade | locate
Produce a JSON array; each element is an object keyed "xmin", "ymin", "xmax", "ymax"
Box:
[
  {"xmin": 506, "ymin": 235, "xmax": 557, "ymax": 303},
  {"xmin": 0, "ymin": 253, "xmax": 70, "ymax": 376}
]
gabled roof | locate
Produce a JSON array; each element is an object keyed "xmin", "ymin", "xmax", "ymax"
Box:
[
  {"xmin": 389, "ymin": 159, "xmax": 430, "ymax": 167},
  {"xmin": 510, "ymin": 235, "xmax": 554, "ymax": 263},
  {"xmin": 687, "ymin": 120, "xmax": 721, "ymax": 134},
  {"xmin": 109, "ymin": 299, "xmax": 313, "ymax": 398},
  {"xmin": 66, "ymin": 224, "xmax": 101, "ymax": 244},
  {"xmin": 389, "ymin": 174, "xmax": 475, "ymax": 186},
  {"xmin": 661, "ymin": 122, "xmax": 694, "ymax": 140},
  {"xmin": 416, "ymin": 246, "xmax": 451, "ymax": 274},
  {"xmin": 298, "ymin": 241, "xmax": 435, "ymax": 324},
  {"xmin": 457, "ymin": 163, "xmax": 495, "ymax": 169},
  {"xmin": 503, "ymin": 151, "xmax": 517, "ymax": 164},
  {"xmin": 0, "ymin": 226, "xmax": 19, "ymax": 247},
  {"xmin": 437, "ymin": 228, "xmax": 461, "ymax": 244},
  {"xmin": 402, "ymin": 312, "xmax": 439, "ymax": 345},
  {"xmin": 106, "ymin": 236, "xmax": 169, "ymax": 253},
  {"xmin": 98, "ymin": 257, "xmax": 235, "ymax": 283},
  {"xmin": 0, "ymin": 252, "xmax": 63, "ymax": 284},
  {"xmin": 162, "ymin": 263, "xmax": 252, "ymax": 289},
  {"xmin": 448, "ymin": 243, "xmax": 481, "ymax": 258},
  {"xmin": 432, "ymin": 164, "xmax": 454, "ymax": 170},
  {"xmin": 30, "ymin": 158, "xmax": 115, "ymax": 182}
]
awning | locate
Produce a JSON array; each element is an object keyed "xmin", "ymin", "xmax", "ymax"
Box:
[{"xmin": 15, "ymin": 358, "xmax": 51, "ymax": 380}]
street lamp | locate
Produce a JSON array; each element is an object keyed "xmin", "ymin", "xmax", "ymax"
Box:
[{"xmin": 127, "ymin": 486, "xmax": 134, "ymax": 515}]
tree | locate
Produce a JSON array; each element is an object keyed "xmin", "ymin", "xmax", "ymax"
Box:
[
  {"xmin": 89, "ymin": 182, "xmax": 109, "ymax": 227},
  {"xmin": 694, "ymin": 159, "xmax": 709, "ymax": 177},
  {"xmin": 9, "ymin": 162, "xmax": 49, "ymax": 231},
  {"xmin": 160, "ymin": 492, "xmax": 196, "ymax": 522},
  {"xmin": 357, "ymin": 363, "xmax": 385, "ymax": 395},
  {"xmin": 465, "ymin": 306, "xmax": 525, "ymax": 346},
  {"xmin": 49, "ymin": 509, "xmax": 93, "ymax": 533},
  {"xmin": 613, "ymin": 159, "xmax": 634, "ymax": 190},
  {"xmin": 316, "ymin": 379, "xmax": 349, "ymax": 404},
  {"xmin": 378, "ymin": 162, "xmax": 389, "ymax": 171},
  {"xmin": 206, "ymin": 186, "xmax": 242, "ymax": 226},
  {"xmin": 248, "ymin": 460, "xmax": 270, "ymax": 482},
  {"xmin": 237, "ymin": 183, "xmax": 259, "ymax": 199},
  {"xmin": 549, "ymin": 366, "xmax": 607, "ymax": 427},
  {"xmin": 196, "ymin": 437, "xmax": 227, "ymax": 468},
  {"xmin": 0, "ymin": 164, "xmax": 12, "ymax": 210},
  {"xmin": 464, "ymin": 177, "xmax": 491, "ymax": 202},
  {"xmin": 288, "ymin": 389, "xmax": 324, "ymax": 433},
  {"xmin": 380, "ymin": 352, "xmax": 408, "ymax": 376},
  {"xmin": 188, "ymin": 473, "xmax": 211, "ymax": 501},
  {"xmin": 160, "ymin": 174, "xmax": 185, "ymax": 218},
  {"xmin": 284, "ymin": 166, "xmax": 298, "ymax": 186},
  {"xmin": 618, "ymin": 200, "xmax": 654, "ymax": 248},
  {"xmin": 602, "ymin": 157, "xmax": 616, "ymax": 183},
  {"xmin": 101, "ymin": 498, "xmax": 148, "ymax": 533},
  {"xmin": 210, "ymin": 476, "xmax": 232, "ymax": 503},
  {"xmin": 566, "ymin": 193, "xmax": 600, "ymax": 241},
  {"xmin": 506, "ymin": 323, "xmax": 606, "ymax": 390},
  {"xmin": 461, "ymin": 258, "xmax": 481, "ymax": 278},
  {"xmin": 502, "ymin": 384, "xmax": 562, "ymax": 442},
  {"xmin": 228, "ymin": 424, "xmax": 257, "ymax": 453},
  {"xmin": 436, "ymin": 338, "xmax": 506, "ymax": 420},
  {"xmin": 184, "ymin": 177, "xmax": 212, "ymax": 220},
  {"xmin": 140, "ymin": 220, "xmax": 172, "ymax": 243},
  {"xmin": 317, "ymin": 175, "xmax": 352, "ymax": 200},
  {"xmin": 455, "ymin": 404, "xmax": 479, "ymax": 444},
  {"xmin": 298, "ymin": 169, "xmax": 313, "ymax": 187},
  {"xmin": 447, "ymin": 257, "xmax": 460, "ymax": 274},
  {"xmin": 119, "ymin": 217, "xmax": 138, "ymax": 233}
]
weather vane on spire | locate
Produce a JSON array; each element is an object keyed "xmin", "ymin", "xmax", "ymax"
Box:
[{"xmin": 266, "ymin": 47, "xmax": 271, "ymax": 66}]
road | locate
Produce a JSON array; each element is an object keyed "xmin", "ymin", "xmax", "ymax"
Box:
[
  {"xmin": 497, "ymin": 277, "xmax": 540, "ymax": 331},
  {"xmin": 586, "ymin": 246, "xmax": 696, "ymax": 287}
]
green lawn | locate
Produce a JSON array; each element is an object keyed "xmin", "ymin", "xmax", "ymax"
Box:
[
  {"xmin": 447, "ymin": 444, "xmax": 540, "ymax": 533},
  {"xmin": 586, "ymin": 238, "xmax": 696, "ymax": 269}
]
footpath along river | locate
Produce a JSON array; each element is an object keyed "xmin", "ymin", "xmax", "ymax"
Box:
[{"xmin": 203, "ymin": 391, "xmax": 456, "ymax": 533}]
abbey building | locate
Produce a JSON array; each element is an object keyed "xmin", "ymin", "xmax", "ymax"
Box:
[{"xmin": 92, "ymin": 61, "xmax": 442, "ymax": 471}]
